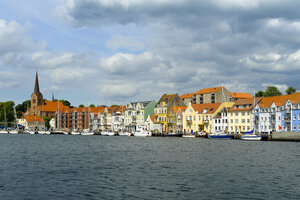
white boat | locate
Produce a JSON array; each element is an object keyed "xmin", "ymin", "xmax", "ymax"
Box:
[
  {"xmin": 182, "ymin": 134, "xmax": 195, "ymax": 138},
  {"xmin": 101, "ymin": 131, "xmax": 114, "ymax": 136},
  {"xmin": 9, "ymin": 129, "xmax": 18, "ymax": 134},
  {"xmin": 71, "ymin": 131, "xmax": 80, "ymax": 135},
  {"xmin": 38, "ymin": 130, "xmax": 47, "ymax": 134},
  {"xmin": 118, "ymin": 131, "xmax": 128, "ymax": 136},
  {"xmin": 134, "ymin": 130, "xmax": 151, "ymax": 137},
  {"xmin": 0, "ymin": 130, "xmax": 8, "ymax": 134},
  {"xmin": 241, "ymin": 134, "xmax": 261, "ymax": 141},
  {"xmin": 81, "ymin": 130, "xmax": 94, "ymax": 136},
  {"xmin": 29, "ymin": 131, "xmax": 36, "ymax": 134}
]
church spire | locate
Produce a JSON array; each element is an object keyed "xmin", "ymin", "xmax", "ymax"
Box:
[{"xmin": 34, "ymin": 71, "xmax": 40, "ymax": 94}]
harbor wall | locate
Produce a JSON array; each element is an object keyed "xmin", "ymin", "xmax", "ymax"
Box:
[{"xmin": 271, "ymin": 131, "xmax": 300, "ymax": 141}]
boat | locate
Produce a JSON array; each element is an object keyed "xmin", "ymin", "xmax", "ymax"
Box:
[
  {"xmin": 134, "ymin": 130, "xmax": 151, "ymax": 137},
  {"xmin": 81, "ymin": 130, "xmax": 94, "ymax": 136},
  {"xmin": 118, "ymin": 131, "xmax": 128, "ymax": 136},
  {"xmin": 241, "ymin": 134, "xmax": 261, "ymax": 141},
  {"xmin": 182, "ymin": 133, "xmax": 195, "ymax": 138},
  {"xmin": 71, "ymin": 131, "xmax": 80, "ymax": 135},
  {"xmin": 240, "ymin": 129, "xmax": 261, "ymax": 141},
  {"xmin": 9, "ymin": 129, "xmax": 19, "ymax": 134},
  {"xmin": 101, "ymin": 131, "xmax": 114, "ymax": 136},
  {"xmin": 0, "ymin": 129, "xmax": 8, "ymax": 134},
  {"xmin": 207, "ymin": 133, "xmax": 233, "ymax": 139}
]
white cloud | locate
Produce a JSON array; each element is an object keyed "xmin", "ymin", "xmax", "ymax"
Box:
[{"xmin": 106, "ymin": 35, "xmax": 146, "ymax": 51}]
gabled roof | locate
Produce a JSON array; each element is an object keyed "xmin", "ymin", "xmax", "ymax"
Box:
[
  {"xmin": 191, "ymin": 103, "xmax": 221, "ymax": 114},
  {"xmin": 172, "ymin": 106, "xmax": 187, "ymax": 113},
  {"xmin": 150, "ymin": 115, "xmax": 155, "ymax": 122},
  {"xmin": 258, "ymin": 92, "xmax": 300, "ymax": 108},
  {"xmin": 194, "ymin": 87, "xmax": 223, "ymax": 95},
  {"xmin": 230, "ymin": 92, "xmax": 253, "ymax": 99},
  {"xmin": 228, "ymin": 97, "xmax": 262, "ymax": 111},
  {"xmin": 180, "ymin": 93, "xmax": 194, "ymax": 99},
  {"xmin": 157, "ymin": 94, "xmax": 177, "ymax": 104}
]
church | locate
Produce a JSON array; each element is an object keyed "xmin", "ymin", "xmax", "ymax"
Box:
[{"xmin": 19, "ymin": 72, "xmax": 69, "ymax": 130}]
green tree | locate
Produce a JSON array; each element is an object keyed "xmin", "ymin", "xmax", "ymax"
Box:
[
  {"xmin": 0, "ymin": 101, "xmax": 15, "ymax": 127},
  {"xmin": 264, "ymin": 86, "xmax": 282, "ymax": 97},
  {"xmin": 110, "ymin": 105, "xmax": 119, "ymax": 107},
  {"xmin": 255, "ymin": 90, "xmax": 265, "ymax": 97},
  {"xmin": 286, "ymin": 86, "xmax": 296, "ymax": 95},
  {"xmin": 89, "ymin": 104, "xmax": 95, "ymax": 107},
  {"xmin": 43, "ymin": 116, "xmax": 51, "ymax": 129},
  {"xmin": 79, "ymin": 104, "xmax": 84, "ymax": 108}
]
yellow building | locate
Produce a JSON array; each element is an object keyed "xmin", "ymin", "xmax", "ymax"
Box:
[
  {"xmin": 183, "ymin": 103, "xmax": 221, "ymax": 133},
  {"xmin": 154, "ymin": 93, "xmax": 185, "ymax": 133},
  {"xmin": 182, "ymin": 102, "xmax": 235, "ymax": 134},
  {"xmin": 228, "ymin": 98, "xmax": 258, "ymax": 133}
]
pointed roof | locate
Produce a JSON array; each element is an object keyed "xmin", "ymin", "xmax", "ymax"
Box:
[
  {"xmin": 194, "ymin": 86, "xmax": 223, "ymax": 95},
  {"xmin": 191, "ymin": 103, "xmax": 221, "ymax": 114},
  {"xmin": 34, "ymin": 71, "xmax": 40, "ymax": 94},
  {"xmin": 230, "ymin": 92, "xmax": 253, "ymax": 99}
]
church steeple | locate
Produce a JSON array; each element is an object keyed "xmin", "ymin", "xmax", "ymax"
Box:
[{"xmin": 34, "ymin": 71, "xmax": 40, "ymax": 94}]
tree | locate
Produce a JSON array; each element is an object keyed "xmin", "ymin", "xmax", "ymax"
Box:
[
  {"xmin": 110, "ymin": 105, "xmax": 119, "ymax": 107},
  {"xmin": 255, "ymin": 90, "xmax": 265, "ymax": 97},
  {"xmin": 286, "ymin": 86, "xmax": 296, "ymax": 95},
  {"xmin": 79, "ymin": 104, "xmax": 84, "ymax": 108},
  {"xmin": 43, "ymin": 116, "xmax": 51, "ymax": 129},
  {"xmin": 264, "ymin": 86, "xmax": 282, "ymax": 97},
  {"xmin": 89, "ymin": 104, "xmax": 95, "ymax": 107},
  {"xmin": 0, "ymin": 101, "xmax": 15, "ymax": 127}
]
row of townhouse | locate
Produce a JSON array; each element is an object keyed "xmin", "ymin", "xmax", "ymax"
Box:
[
  {"xmin": 55, "ymin": 106, "xmax": 126, "ymax": 131},
  {"xmin": 252, "ymin": 92, "xmax": 300, "ymax": 133}
]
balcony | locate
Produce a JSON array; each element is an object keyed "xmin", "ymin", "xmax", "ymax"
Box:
[{"xmin": 284, "ymin": 117, "xmax": 291, "ymax": 122}]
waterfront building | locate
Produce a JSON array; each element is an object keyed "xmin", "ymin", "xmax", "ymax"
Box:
[
  {"xmin": 182, "ymin": 103, "xmax": 221, "ymax": 133},
  {"xmin": 18, "ymin": 115, "xmax": 45, "ymax": 130},
  {"xmin": 253, "ymin": 93, "xmax": 300, "ymax": 133},
  {"xmin": 145, "ymin": 115, "xmax": 162, "ymax": 132},
  {"xmin": 124, "ymin": 101, "xmax": 156, "ymax": 131},
  {"xmin": 181, "ymin": 86, "xmax": 230, "ymax": 106},
  {"xmin": 228, "ymin": 98, "xmax": 261, "ymax": 134},
  {"xmin": 111, "ymin": 106, "xmax": 126, "ymax": 131},
  {"xmin": 213, "ymin": 102, "xmax": 235, "ymax": 134},
  {"xmin": 167, "ymin": 106, "xmax": 187, "ymax": 133},
  {"xmin": 154, "ymin": 94, "xmax": 185, "ymax": 133}
]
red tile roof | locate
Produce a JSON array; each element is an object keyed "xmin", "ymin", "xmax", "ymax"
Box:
[
  {"xmin": 38, "ymin": 100, "xmax": 69, "ymax": 112},
  {"xmin": 172, "ymin": 106, "xmax": 187, "ymax": 113},
  {"xmin": 180, "ymin": 93, "xmax": 194, "ymax": 99},
  {"xmin": 228, "ymin": 97, "xmax": 262, "ymax": 111},
  {"xmin": 191, "ymin": 103, "xmax": 221, "ymax": 114},
  {"xmin": 230, "ymin": 92, "xmax": 253, "ymax": 99},
  {"xmin": 22, "ymin": 115, "xmax": 44, "ymax": 123},
  {"xmin": 258, "ymin": 92, "xmax": 300, "ymax": 108},
  {"xmin": 194, "ymin": 87, "xmax": 223, "ymax": 95}
]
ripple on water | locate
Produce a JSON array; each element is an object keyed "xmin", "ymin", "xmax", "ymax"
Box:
[{"xmin": 0, "ymin": 135, "xmax": 299, "ymax": 199}]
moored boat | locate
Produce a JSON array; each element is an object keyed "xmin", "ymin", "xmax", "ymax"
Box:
[
  {"xmin": 134, "ymin": 130, "xmax": 151, "ymax": 137},
  {"xmin": 0, "ymin": 129, "xmax": 8, "ymax": 134},
  {"xmin": 81, "ymin": 130, "xmax": 94, "ymax": 136},
  {"xmin": 207, "ymin": 133, "xmax": 233, "ymax": 139},
  {"xmin": 241, "ymin": 134, "xmax": 261, "ymax": 141},
  {"xmin": 182, "ymin": 134, "xmax": 195, "ymax": 138}
]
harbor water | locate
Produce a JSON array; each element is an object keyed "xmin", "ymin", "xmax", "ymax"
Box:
[{"xmin": 0, "ymin": 134, "xmax": 299, "ymax": 199}]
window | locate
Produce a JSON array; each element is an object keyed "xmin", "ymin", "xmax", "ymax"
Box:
[
  {"xmin": 231, "ymin": 113, "xmax": 233, "ymax": 116},
  {"xmin": 242, "ymin": 119, "xmax": 245, "ymax": 123},
  {"xmin": 194, "ymin": 116, "xmax": 195, "ymax": 121},
  {"xmin": 298, "ymin": 114, "xmax": 300, "ymax": 120},
  {"xmin": 231, "ymin": 119, "xmax": 233, "ymax": 123},
  {"xmin": 235, "ymin": 112, "xmax": 238, "ymax": 116},
  {"xmin": 247, "ymin": 126, "xmax": 250, "ymax": 130},
  {"xmin": 247, "ymin": 119, "xmax": 250, "ymax": 123},
  {"xmin": 235, "ymin": 119, "xmax": 238, "ymax": 123},
  {"xmin": 298, "ymin": 124, "xmax": 300, "ymax": 130},
  {"xmin": 293, "ymin": 125, "xmax": 296, "ymax": 130},
  {"xmin": 293, "ymin": 114, "xmax": 296, "ymax": 120},
  {"xmin": 198, "ymin": 116, "xmax": 201, "ymax": 121}
]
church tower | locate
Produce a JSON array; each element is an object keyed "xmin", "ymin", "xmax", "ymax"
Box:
[{"xmin": 30, "ymin": 72, "xmax": 43, "ymax": 116}]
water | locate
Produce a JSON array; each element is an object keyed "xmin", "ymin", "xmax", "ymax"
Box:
[{"xmin": 0, "ymin": 135, "xmax": 299, "ymax": 200}]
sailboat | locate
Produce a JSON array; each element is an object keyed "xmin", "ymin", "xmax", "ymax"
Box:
[
  {"xmin": 9, "ymin": 106, "xmax": 19, "ymax": 134},
  {"xmin": 240, "ymin": 94, "xmax": 261, "ymax": 141}
]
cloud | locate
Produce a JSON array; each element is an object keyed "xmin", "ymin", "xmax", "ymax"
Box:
[{"xmin": 106, "ymin": 35, "xmax": 146, "ymax": 51}]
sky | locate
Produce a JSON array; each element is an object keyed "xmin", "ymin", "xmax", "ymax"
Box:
[{"xmin": 0, "ymin": 0, "xmax": 300, "ymax": 107}]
